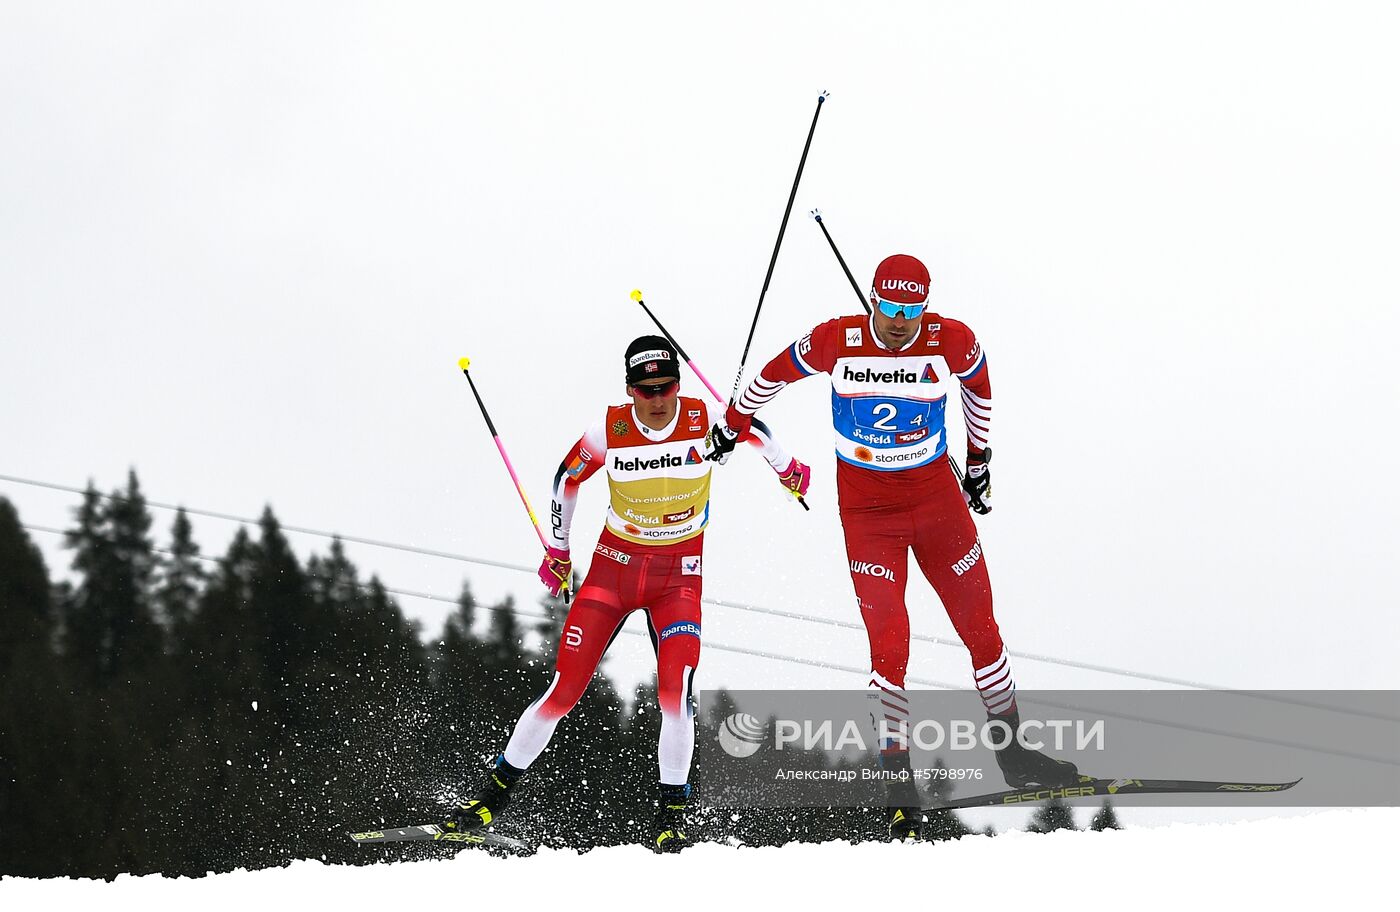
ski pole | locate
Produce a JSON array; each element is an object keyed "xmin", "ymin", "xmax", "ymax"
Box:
[
  {"xmin": 811, "ymin": 209, "xmax": 871, "ymax": 315},
  {"xmin": 630, "ymin": 290, "xmax": 809, "ymax": 512},
  {"xmin": 457, "ymin": 357, "xmax": 571, "ymax": 603},
  {"xmin": 806, "ymin": 212, "xmax": 969, "ymax": 488},
  {"xmin": 729, "ymin": 91, "xmax": 829, "ymax": 407}
]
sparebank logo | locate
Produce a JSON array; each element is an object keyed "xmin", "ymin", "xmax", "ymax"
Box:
[
  {"xmin": 718, "ymin": 713, "xmax": 767, "ymax": 758},
  {"xmin": 659, "ymin": 620, "xmax": 701, "ymax": 641},
  {"xmin": 628, "ymin": 349, "xmax": 673, "ymax": 368}
]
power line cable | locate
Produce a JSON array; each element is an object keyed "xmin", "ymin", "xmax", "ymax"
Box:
[
  {"xmin": 23, "ymin": 520, "xmax": 1395, "ymax": 768},
  {"xmin": 7, "ymin": 472, "xmax": 1395, "ymax": 722}
]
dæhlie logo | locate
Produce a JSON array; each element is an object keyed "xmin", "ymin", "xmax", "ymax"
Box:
[{"xmin": 718, "ymin": 713, "xmax": 767, "ymax": 758}]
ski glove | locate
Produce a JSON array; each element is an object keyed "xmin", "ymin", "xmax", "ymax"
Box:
[
  {"xmin": 778, "ymin": 458, "xmax": 811, "ymax": 497},
  {"xmin": 705, "ymin": 423, "xmax": 741, "ymax": 464},
  {"xmin": 537, "ymin": 546, "xmax": 572, "ymax": 597},
  {"xmin": 704, "ymin": 407, "xmax": 752, "ymax": 465},
  {"xmin": 962, "ymin": 447, "xmax": 992, "ymax": 514}
]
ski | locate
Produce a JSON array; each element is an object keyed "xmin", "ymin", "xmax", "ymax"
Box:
[
  {"xmin": 924, "ymin": 776, "xmax": 1302, "ymax": 811},
  {"xmin": 349, "ymin": 822, "xmax": 530, "ymax": 851}
]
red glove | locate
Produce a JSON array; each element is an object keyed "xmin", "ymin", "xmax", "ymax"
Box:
[
  {"xmin": 778, "ymin": 458, "xmax": 811, "ymax": 497},
  {"xmin": 724, "ymin": 406, "xmax": 753, "ymax": 437},
  {"xmin": 537, "ymin": 547, "xmax": 572, "ymax": 597}
]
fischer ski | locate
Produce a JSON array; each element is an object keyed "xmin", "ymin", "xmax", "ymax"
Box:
[
  {"xmin": 350, "ymin": 822, "xmax": 530, "ymax": 851},
  {"xmin": 924, "ymin": 776, "xmax": 1302, "ymax": 811}
]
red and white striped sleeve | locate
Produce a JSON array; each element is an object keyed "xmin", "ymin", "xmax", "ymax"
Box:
[
  {"xmin": 732, "ymin": 319, "xmax": 842, "ymax": 419},
  {"xmin": 547, "ymin": 420, "xmax": 607, "ymax": 551},
  {"xmin": 946, "ymin": 321, "xmax": 992, "ymax": 456}
]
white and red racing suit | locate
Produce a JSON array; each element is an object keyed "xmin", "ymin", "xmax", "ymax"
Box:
[{"xmin": 502, "ymin": 396, "xmax": 793, "ymax": 785}]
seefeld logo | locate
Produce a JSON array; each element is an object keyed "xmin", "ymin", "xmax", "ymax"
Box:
[
  {"xmin": 717, "ymin": 713, "xmax": 767, "ymax": 759},
  {"xmin": 843, "ymin": 365, "xmax": 918, "ymax": 384},
  {"xmin": 880, "ymin": 278, "xmax": 927, "ymax": 296},
  {"xmin": 628, "ymin": 349, "xmax": 672, "ymax": 368}
]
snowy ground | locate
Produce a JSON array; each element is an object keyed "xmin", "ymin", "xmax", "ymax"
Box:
[{"xmin": 2, "ymin": 808, "xmax": 1389, "ymax": 908}]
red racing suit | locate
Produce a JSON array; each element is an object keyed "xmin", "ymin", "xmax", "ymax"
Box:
[{"xmin": 732, "ymin": 313, "xmax": 1016, "ymax": 736}]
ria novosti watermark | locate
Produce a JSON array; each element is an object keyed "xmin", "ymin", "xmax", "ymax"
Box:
[
  {"xmin": 697, "ymin": 690, "xmax": 1400, "ymax": 807},
  {"xmin": 770, "ymin": 716, "xmax": 1105, "ymax": 754}
]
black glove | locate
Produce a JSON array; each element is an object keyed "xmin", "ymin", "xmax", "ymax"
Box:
[
  {"xmin": 962, "ymin": 447, "xmax": 992, "ymax": 514},
  {"xmin": 705, "ymin": 422, "xmax": 741, "ymax": 464}
]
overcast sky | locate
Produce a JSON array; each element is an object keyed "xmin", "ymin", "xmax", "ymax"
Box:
[{"xmin": 4, "ymin": 0, "xmax": 1398, "ymax": 745}]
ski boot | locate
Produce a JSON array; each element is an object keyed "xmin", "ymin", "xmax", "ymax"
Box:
[
  {"xmin": 888, "ymin": 806, "xmax": 925, "ymax": 842},
  {"xmin": 445, "ymin": 755, "xmax": 525, "ymax": 833},
  {"xmin": 880, "ymin": 749, "xmax": 926, "ymax": 841},
  {"xmin": 989, "ymin": 711, "xmax": 1080, "ymax": 788},
  {"xmin": 653, "ymin": 783, "xmax": 692, "ymax": 853}
]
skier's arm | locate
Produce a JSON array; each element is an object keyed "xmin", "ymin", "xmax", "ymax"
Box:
[
  {"xmin": 949, "ymin": 325, "xmax": 991, "ymax": 459},
  {"xmin": 726, "ymin": 319, "xmax": 841, "ymax": 434},
  {"xmin": 743, "ymin": 416, "xmax": 811, "ymax": 496},
  {"xmin": 547, "ymin": 422, "xmax": 607, "ymax": 552},
  {"xmin": 949, "ymin": 323, "xmax": 993, "ymax": 514}
]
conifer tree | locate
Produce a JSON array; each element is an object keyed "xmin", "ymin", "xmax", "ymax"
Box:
[
  {"xmin": 1090, "ymin": 800, "xmax": 1122, "ymax": 830},
  {"xmin": 1027, "ymin": 796, "xmax": 1078, "ymax": 833},
  {"xmin": 154, "ymin": 508, "xmax": 205, "ymax": 638},
  {"xmin": 61, "ymin": 474, "xmax": 162, "ymax": 687},
  {"xmin": 0, "ymin": 498, "xmax": 74, "ymax": 877},
  {"xmin": 0, "ymin": 497, "xmax": 52, "ymax": 672}
]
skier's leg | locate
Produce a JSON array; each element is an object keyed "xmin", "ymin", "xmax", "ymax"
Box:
[
  {"xmin": 644, "ymin": 587, "xmax": 702, "ymax": 786},
  {"xmin": 638, "ymin": 550, "xmax": 703, "ymax": 853},
  {"xmin": 841, "ymin": 506, "xmax": 914, "ymax": 710},
  {"xmin": 501, "ymin": 585, "xmax": 629, "ymax": 770},
  {"xmin": 909, "ymin": 473, "xmax": 1014, "ymax": 716},
  {"xmin": 840, "ymin": 506, "xmax": 924, "ymax": 837},
  {"xmin": 911, "ymin": 468, "xmax": 1077, "ymax": 787}
]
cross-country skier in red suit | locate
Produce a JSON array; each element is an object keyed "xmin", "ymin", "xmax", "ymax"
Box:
[
  {"xmin": 447, "ymin": 335, "xmax": 810, "ymax": 852},
  {"xmin": 708, "ymin": 254, "xmax": 1078, "ymax": 841}
]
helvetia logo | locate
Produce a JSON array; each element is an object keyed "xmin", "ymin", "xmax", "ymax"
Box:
[
  {"xmin": 718, "ymin": 713, "xmax": 767, "ymax": 759},
  {"xmin": 920, "ymin": 364, "xmax": 937, "ymax": 383},
  {"xmin": 613, "ymin": 453, "xmax": 685, "ymax": 471},
  {"xmin": 842, "ymin": 365, "xmax": 918, "ymax": 384},
  {"xmin": 684, "ymin": 446, "xmax": 703, "ymax": 464}
]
